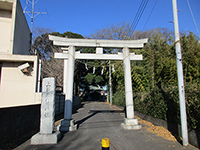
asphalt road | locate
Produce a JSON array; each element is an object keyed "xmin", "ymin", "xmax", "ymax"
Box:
[{"xmin": 16, "ymin": 102, "xmax": 197, "ymax": 150}]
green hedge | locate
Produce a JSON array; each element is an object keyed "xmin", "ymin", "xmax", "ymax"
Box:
[
  {"xmin": 113, "ymin": 91, "xmax": 126, "ymax": 107},
  {"xmin": 113, "ymin": 83, "xmax": 200, "ymax": 130}
]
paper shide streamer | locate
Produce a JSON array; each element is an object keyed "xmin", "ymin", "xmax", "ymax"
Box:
[
  {"xmin": 112, "ymin": 64, "xmax": 115, "ymax": 72},
  {"xmin": 85, "ymin": 63, "xmax": 88, "ymax": 70},
  {"xmin": 84, "ymin": 62, "xmax": 116, "ymax": 75},
  {"xmin": 93, "ymin": 66, "xmax": 95, "ymax": 74},
  {"xmin": 101, "ymin": 66, "xmax": 104, "ymax": 75}
]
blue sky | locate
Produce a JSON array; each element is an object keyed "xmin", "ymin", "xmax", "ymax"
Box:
[{"xmin": 21, "ymin": 0, "xmax": 200, "ymax": 37}]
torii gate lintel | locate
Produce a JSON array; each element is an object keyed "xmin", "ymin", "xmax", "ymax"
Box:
[{"xmin": 49, "ymin": 35, "xmax": 148, "ymax": 131}]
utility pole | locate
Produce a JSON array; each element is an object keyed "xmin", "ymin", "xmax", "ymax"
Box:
[
  {"xmin": 23, "ymin": 0, "xmax": 46, "ymax": 90},
  {"xmin": 109, "ymin": 60, "xmax": 112, "ymax": 105},
  {"xmin": 172, "ymin": 0, "xmax": 188, "ymax": 146},
  {"xmin": 23, "ymin": 0, "xmax": 47, "ymax": 42}
]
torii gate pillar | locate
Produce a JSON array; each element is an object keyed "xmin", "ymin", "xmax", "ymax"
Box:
[
  {"xmin": 60, "ymin": 46, "xmax": 77, "ymax": 132},
  {"xmin": 121, "ymin": 47, "xmax": 141, "ymax": 129}
]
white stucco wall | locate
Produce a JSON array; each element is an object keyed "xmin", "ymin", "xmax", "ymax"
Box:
[
  {"xmin": 0, "ymin": 1, "xmax": 40, "ymax": 108},
  {"xmin": 0, "ymin": 55, "xmax": 41, "ymax": 108},
  {"xmin": 0, "ymin": 0, "xmax": 31, "ymax": 55},
  {"xmin": 0, "ymin": 1, "xmax": 13, "ymax": 54}
]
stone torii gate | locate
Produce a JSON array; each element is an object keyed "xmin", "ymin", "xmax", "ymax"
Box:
[{"xmin": 49, "ymin": 35, "xmax": 148, "ymax": 131}]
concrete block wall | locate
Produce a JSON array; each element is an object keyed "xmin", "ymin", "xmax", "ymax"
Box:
[
  {"xmin": 55, "ymin": 92, "xmax": 81, "ymax": 116},
  {"xmin": 55, "ymin": 91, "xmax": 65, "ymax": 115},
  {"xmin": 0, "ymin": 104, "xmax": 40, "ymax": 146},
  {"xmin": 73, "ymin": 95, "xmax": 81, "ymax": 107},
  {"xmin": 0, "ymin": 91, "xmax": 81, "ymax": 147}
]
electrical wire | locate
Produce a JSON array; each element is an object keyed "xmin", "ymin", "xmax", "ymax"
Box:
[
  {"xmin": 131, "ymin": 0, "xmax": 149, "ymax": 35},
  {"xmin": 186, "ymin": 0, "xmax": 200, "ymax": 39},
  {"xmin": 127, "ymin": 0, "xmax": 149, "ymax": 38},
  {"xmin": 142, "ymin": 0, "xmax": 159, "ymax": 31},
  {"xmin": 128, "ymin": 0, "xmax": 147, "ymax": 36}
]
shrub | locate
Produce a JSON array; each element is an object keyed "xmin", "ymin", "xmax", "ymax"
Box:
[
  {"xmin": 116, "ymin": 83, "xmax": 200, "ymax": 130},
  {"xmin": 113, "ymin": 91, "xmax": 125, "ymax": 107}
]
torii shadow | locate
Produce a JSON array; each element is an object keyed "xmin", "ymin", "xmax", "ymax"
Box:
[{"xmin": 75, "ymin": 109, "xmax": 125, "ymax": 129}]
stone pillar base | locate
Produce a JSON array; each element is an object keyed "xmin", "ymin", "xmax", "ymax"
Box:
[
  {"xmin": 121, "ymin": 118, "xmax": 142, "ymax": 130},
  {"xmin": 59, "ymin": 119, "xmax": 77, "ymax": 132},
  {"xmin": 31, "ymin": 131, "xmax": 61, "ymax": 145},
  {"xmin": 69, "ymin": 119, "xmax": 77, "ymax": 131}
]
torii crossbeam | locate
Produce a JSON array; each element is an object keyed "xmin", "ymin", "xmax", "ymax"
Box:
[{"xmin": 49, "ymin": 35, "xmax": 148, "ymax": 131}]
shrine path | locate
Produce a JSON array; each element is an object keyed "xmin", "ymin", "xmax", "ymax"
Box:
[{"xmin": 16, "ymin": 102, "xmax": 197, "ymax": 150}]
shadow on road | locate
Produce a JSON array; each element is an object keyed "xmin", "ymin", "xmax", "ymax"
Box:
[
  {"xmin": 75, "ymin": 112, "xmax": 97, "ymax": 129},
  {"xmin": 75, "ymin": 109, "xmax": 124, "ymax": 129},
  {"xmin": 89, "ymin": 110, "xmax": 124, "ymax": 113}
]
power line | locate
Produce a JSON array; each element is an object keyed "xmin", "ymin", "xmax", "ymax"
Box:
[
  {"xmin": 142, "ymin": 0, "xmax": 159, "ymax": 31},
  {"xmin": 186, "ymin": 0, "xmax": 200, "ymax": 38},
  {"xmin": 127, "ymin": 0, "xmax": 149, "ymax": 38},
  {"xmin": 131, "ymin": 0, "xmax": 149, "ymax": 34},
  {"xmin": 128, "ymin": 0, "xmax": 146, "ymax": 36}
]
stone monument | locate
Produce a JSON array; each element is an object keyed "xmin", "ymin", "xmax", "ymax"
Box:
[{"xmin": 31, "ymin": 77, "xmax": 61, "ymax": 145}]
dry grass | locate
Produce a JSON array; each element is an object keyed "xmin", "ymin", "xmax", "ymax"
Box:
[{"xmin": 136, "ymin": 116, "xmax": 177, "ymax": 141}]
